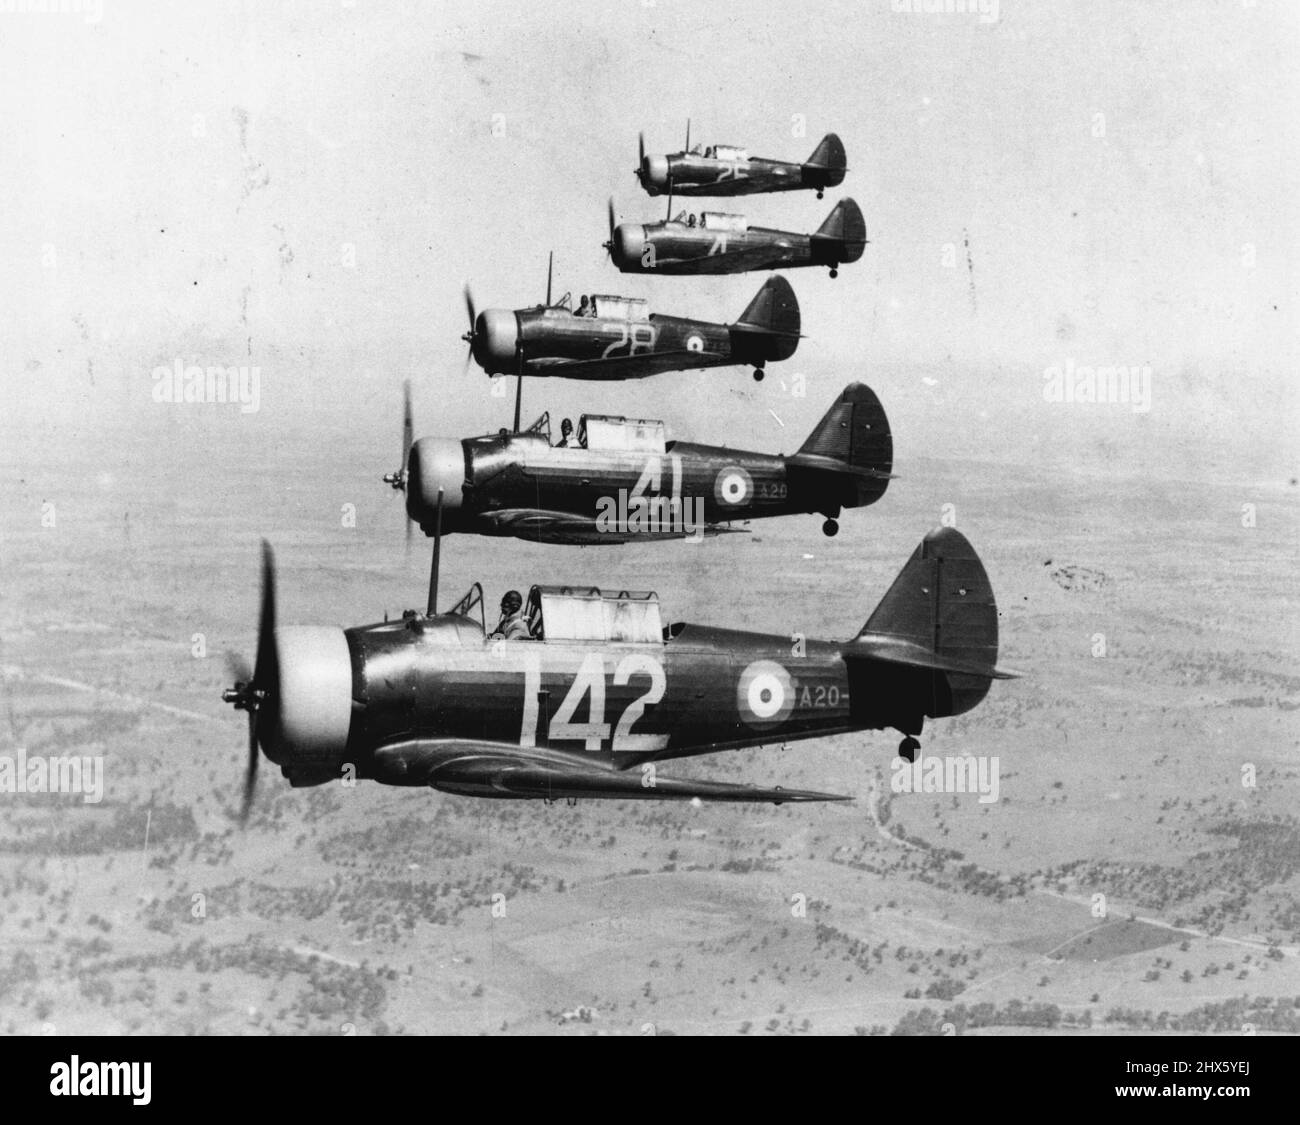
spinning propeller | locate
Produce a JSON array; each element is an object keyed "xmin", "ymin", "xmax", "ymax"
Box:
[
  {"xmin": 221, "ymin": 541, "xmax": 279, "ymax": 825},
  {"xmin": 381, "ymin": 379, "xmax": 415, "ymax": 551},
  {"xmin": 603, "ymin": 197, "xmax": 617, "ymax": 257},
  {"xmin": 460, "ymin": 286, "xmax": 478, "ymax": 374}
]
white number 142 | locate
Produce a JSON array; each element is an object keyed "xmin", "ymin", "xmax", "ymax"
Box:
[{"xmin": 520, "ymin": 652, "xmax": 666, "ymax": 751}]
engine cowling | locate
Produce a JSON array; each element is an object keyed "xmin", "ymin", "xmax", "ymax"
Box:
[
  {"xmin": 262, "ymin": 626, "xmax": 353, "ymax": 782},
  {"xmin": 473, "ymin": 309, "xmax": 519, "ymax": 373},
  {"xmin": 641, "ymin": 155, "xmax": 669, "ymax": 191},
  {"xmin": 405, "ymin": 436, "xmax": 466, "ymax": 534},
  {"xmin": 613, "ymin": 223, "xmax": 647, "ymax": 270}
]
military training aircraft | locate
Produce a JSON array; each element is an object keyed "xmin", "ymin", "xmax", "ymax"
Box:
[
  {"xmin": 604, "ymin": 197, "xmax": 867, "ymax": 278},
  {"xmin": 383, "ymin": 381, "xmax": 893, "ymax": 544},
  {"xmin": 636, "ymin": 123, "xmax": 847, "ymax": 199},
  {"xmin": 462, "ymin": 258, "xmax": 800, "ymax": 383},
  {"xmin": 221, "ymin": 527, "xmax": 1014, "ymax": 815}
]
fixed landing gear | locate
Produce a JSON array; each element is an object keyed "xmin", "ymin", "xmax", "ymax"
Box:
[
  {"xmin": 829, "ymin": 267, "xmax": 839, "ymax": 279},
  {"xmin": 753, "ymin": 366, "xmax": 765, "ymax": 382},
  {"xmin": 898, "ymin": 736, "xmax": 920, "ymax": 764},
  {"xmin": 822, "ymin": 517, "xmax": 839, "ymax": 537},
  {"xmin": 816, "ymin": 189, "xmax": 825, "ymax": 200}
]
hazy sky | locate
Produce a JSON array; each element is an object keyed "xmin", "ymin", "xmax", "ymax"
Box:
[{"xmin": 1, "ymin": 0, "xmax": 1295, "ymax": 483}]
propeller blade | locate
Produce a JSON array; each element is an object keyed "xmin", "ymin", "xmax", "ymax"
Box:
[
  {"xmin": 545, "ymin": 251, "xmax": 553, "ymax": 307},
  {"xmin": 253, "ymin": 539, "xmax": 277, "ymax": 693},
  {"xmin": 462, "ymin": 286, "xmax": 477, "ymax": 370},
  {"xmin": 240, "ymin": 709, "xmax": 257, "ymax": 825},
  {"xmin": 463, "ymin": 285, "xmax": 476, "ymax": 332},
  {"xmin": 638, "ymin": 130, "xmax": 645, "ymax": 169},
  {"xmin": 685, "ymin": 117, "xmax": 690, "ymax": 152},
  {"xmin": 401, "ymin": 379, "xmax": 413, "ymax": 473},
  {"xmin": 607, "ymin": 197, "xmax": 616, "ymax": 246},
  {"xmin": 401, "ymin": 380, "xmax": 415, "ymax": 553},
  {"xmin": 225, "ymin": 540, "xmax": 277, "ymax": 826}
]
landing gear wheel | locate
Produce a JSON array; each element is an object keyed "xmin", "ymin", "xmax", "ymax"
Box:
[
  {"xmin": 822, "ymin": 518, "xmax": 839, "ymax": 537},
  {"xmin": 829, "ymin": 267, "xmax": 839, "ymax": 279},
  {"xmin": 753, "ymin": 367, "xmax": 765, "ymax": 382},
  {"xmin": 899, "ymin": 736, "xmax": 920, "ymax": 764},
  {"xmin": 816, "ymin": 189, "xmax": 824, "ymax": 200}
]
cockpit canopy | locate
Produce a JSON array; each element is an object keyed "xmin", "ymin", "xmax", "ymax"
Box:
[
  {"xmin": 701, "ymin": 212, "xmax": 748, "ymax": 233},
  {"xmin": 578, "ymin": 414, "xmax": 667, "ymax": 453},
  {"xmin": 707, "ymin": 145, "xmax": 748, "ymax": 161},
  {"xmin": 589, "ymin": 295, "xmax": 650, "ymax": 321},
  {"xmin": 527, "ymin": 585, "xmax": 663, "ymax": 644}
]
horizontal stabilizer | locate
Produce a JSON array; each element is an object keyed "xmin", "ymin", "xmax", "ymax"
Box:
[
  {"xmin": 844, "ymin": 634, "xmax": 1018, "ymax": 680},
  {"xmin": 785, "ymin": 455, "xmax": 896, "ymax": 482}
]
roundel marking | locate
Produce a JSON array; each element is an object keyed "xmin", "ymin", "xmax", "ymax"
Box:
[
  {"xmin": 685, "ymin": 334, "xmax": 705, "ymax": 353},
  {"xmin": 736, "ymin": 660, "xmax": 795, "ymax": 729},
  {"xmin": 714, "ymin": 465, "xmax": 752, "ymax": 506}
]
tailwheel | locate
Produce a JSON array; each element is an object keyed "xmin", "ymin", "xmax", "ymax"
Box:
[
  {"xmin": 753, "ymin": 367, "xmax": 765, "ymax": 382},
  {"xmin": 822, "ymin": 517, "xmax": 839, "ymax": 537},
  {"xmin": 899, "ymin": 736, "xmax": 920, "ymax": 764},
  {"xmin": 829, "ymin": 267, "xmax": 839, "ymax": 279},
  {"xmin": 816, "ymin": 189, "xmax": 824, "ymax": 199}
]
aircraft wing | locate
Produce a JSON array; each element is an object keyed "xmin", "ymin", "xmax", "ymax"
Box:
[
  {"xmin": 477, "ymin": 508, "xmax": 748, "ymax": 545},
  {"xmin": 525, "ymin": 349, "xmax": 730, "ymax": 381},
  {"xmin": 476, "ymin": 508, "xmax": 623, "ymax": 545},
  {"xmin": 372, "ymin": 739, "xmax": 850, "ymax": 804}
]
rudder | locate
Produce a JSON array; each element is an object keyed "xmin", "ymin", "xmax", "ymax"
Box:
[
  {"xmin": 811, "ymin": 198, "xmax": 868, "ymax": 264},
  {"xmin": 797, "ymin": 382, "xmax": 891, "ymax": 473},
  {"xmin": 849, "ymin": 527, "xmax": 1004, "ymax": 722},
  {"xmin": 803, "ymin": 133, "xmax": 847, "ymax": 189},
  {"xmin": 789, "ymin": 383, "xmax": 892, "ymax": 508},
  {"xmin": 733, "ymin": 275, "xmax": 801, "ymax": 356},
  {"xmin": 860, "ymin": 527, "xmax": 999, "ymax": 671}
]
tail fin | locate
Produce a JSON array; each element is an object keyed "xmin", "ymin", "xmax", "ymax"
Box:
[
  {"xmin": 803, "ymin": 133, "xmax": 847, "ymax": 189},
  {"xmin": 806, "ymin": 133, "xmax": 846, "ymax": 171},
  {"xmin": 811, "ymin": 198, "xmax": 868, "ymax": 265},
  {"xmin": 785, "ymin": 383, "xmax": 892, "ymax": 508},
  {"xmin": 731, "ymin": 275, "xmax": 801, "ymax": 362},
  {"xmin": 844, "ymin": 528, "xmax": 1012, "ymax": 726}
]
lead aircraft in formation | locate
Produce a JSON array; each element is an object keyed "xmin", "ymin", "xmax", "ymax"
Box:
[{"xmin": 223, "ymin": 529, "xmax": 1013, "ymax": 814}]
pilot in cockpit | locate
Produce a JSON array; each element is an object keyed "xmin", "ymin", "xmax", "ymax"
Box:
[
  {"xmin": 576, "ymin": 294, "xmax": 591, "ymax": 317},
  {"xmin": 557, "ymin": 417, "xmax": 574, "ymax": 447},
  {"xmin": 490, "ymin": 590, "xmax": 531, "ymax": 640}
]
